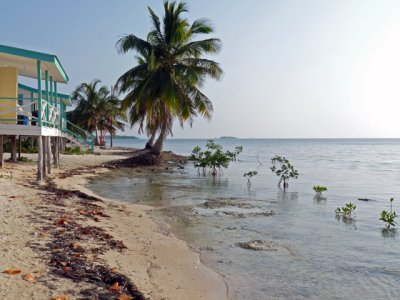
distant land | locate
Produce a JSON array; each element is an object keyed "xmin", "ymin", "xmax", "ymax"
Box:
[
  {"xmin": 106, "ymin": 135, "xmax": 138, "ymax": 139},
  {"xmin": 219, "ymin": 136, "xmax": 238, "ymax": 139}
]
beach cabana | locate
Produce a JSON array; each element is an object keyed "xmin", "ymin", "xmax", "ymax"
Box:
[{"xmin": 0, "ymin": 44, "xmax": 93, "ymax": 180}]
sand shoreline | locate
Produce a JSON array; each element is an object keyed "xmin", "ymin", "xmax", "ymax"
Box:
[{"xmin": 0, "ymin": 149, "xmax": 229, "ymax": 300}]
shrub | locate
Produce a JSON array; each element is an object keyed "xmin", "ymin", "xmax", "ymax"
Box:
[
  {"xmin": 380, "ymin": 198, "xmax": 397, "ymax": 229},
  {"xmin": 190, "ymin": 140, "xmax": 243, "ymax": 176},
  {"xmin": 63, "ymin": 146, "xmax": 90, "ymax": 155},
  {"xmin": 313, "ymin": 185, "xmax": 327, "ymax": 196},
  {"xmin": 335, "ymin": 202, "xmax": 356, "ymax": 218},
  {"xmin": 17, "ymin": 156, "xmax": 32, "ymax": 163},
  {"xmin": 270, "ymin": 155, "xmax": 298, "ymax": 189},
  {"xmin": 244, "ymin": 170, "xmax": 258, "ymax": 186}
]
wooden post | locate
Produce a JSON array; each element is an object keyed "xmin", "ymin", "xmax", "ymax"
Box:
[
  {"xmin": 18, "ymin": 136, "xmax": 22, "ymax": 159},
  {"xmin": 11, "ymin": 136, "xmax": 17, "ymax": 162},
  {"xmin": 42, "ymin": 137, "xmax": 47, "ymax": 178},
  {"xmin": 46, "ymin": 137, "xmax": 51, "ymax": 175},
  {"xmin": 51, "ymin": 137, "xmax": 58, "ymax": 168},
  {"xmin": 56, "ymin": 136, "xmax": 60, "ymax": 168},
  {"xmin": 37, "ymin": 136, "xmax": 43, "ymax": 182},
  {"xmin": 0, "ymin": 135, "xmax": 3, "ymax": 168}
]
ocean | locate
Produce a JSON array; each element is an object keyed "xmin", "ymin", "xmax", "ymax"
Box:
[{"xmin": 89, "ymin": 138, "xmax": 400, "ymax": 299}]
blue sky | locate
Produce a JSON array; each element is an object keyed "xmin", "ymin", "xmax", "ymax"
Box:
[{"xmin": 2, "ymin": 0, "xmax": 400, "ymax": 138}]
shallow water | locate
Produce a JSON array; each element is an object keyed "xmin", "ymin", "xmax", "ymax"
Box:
[{"xmin": 89, "ymin": 139, "xmax": 400, "ymax": 299}]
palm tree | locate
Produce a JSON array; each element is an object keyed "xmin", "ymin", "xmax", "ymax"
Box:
[
  {"xmin": 100, "ymin": 95, "xmax": 127, "ymax": 147},
  {"xmin": 70, "ymin": 80, "xmax": 125, "ymax": 146},
  {"xmin": 115, "ymin": 1, "xmax": 223, "ymax": 155}
]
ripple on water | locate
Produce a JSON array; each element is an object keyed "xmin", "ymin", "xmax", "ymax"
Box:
[{"xmin": 87, "ymin": 139, "xmax": 400, "ymax": 299}]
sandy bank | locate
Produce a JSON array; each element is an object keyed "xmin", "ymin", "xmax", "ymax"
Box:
[{"xmin": 0, "ymin": 148, "xmax": 228, "ymax": 300}]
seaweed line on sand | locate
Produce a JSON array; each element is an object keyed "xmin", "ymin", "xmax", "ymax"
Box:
[{"xmin": 27, "ymin": 176, "xmax": 145, "ymax": 300}]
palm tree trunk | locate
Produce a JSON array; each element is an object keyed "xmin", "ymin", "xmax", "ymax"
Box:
[
  {"xmin": 145, "ymin": 131, "xmax": 157, "ymax": 149},
  {"xmin": 151, "ymin": 126, "xmax": 167, "ymax": 155},
  {"xmin": 94, "ymin": 125, "xmax": 100, "ymax": 146}
]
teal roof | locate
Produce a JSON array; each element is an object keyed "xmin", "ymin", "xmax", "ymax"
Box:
[{"xmin": 0, "ymin": 44, "xmax": 69, "ymax": 83}]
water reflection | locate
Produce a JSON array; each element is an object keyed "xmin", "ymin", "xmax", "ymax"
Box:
[
  {"xmin": 381, "ymin": 228, "xmax": 398, "ymax": 238},
  {"xmin": 314, "ymin": 195, "xmax": 327, "ymax": 203}
]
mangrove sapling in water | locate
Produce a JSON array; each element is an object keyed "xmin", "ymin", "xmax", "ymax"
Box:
[
  {"xmin": 189, "ymin": 140, "xmax": 243, "ymax": 176},
  {"xmin": 270, "ymin": 155, "xmax": 298, "ymax": 189},
  {"xmin": 313, "ymin": 185, "xmax": 327, "ymax": 196},
  {"xmin": 380, "ymin": 198, "xmax": 397, "ymax": 229},
  {"xmin": 335, "ymin": 202, "xmax": 356, "ymax": 218},
  {"xmin": 244, "ymin": 171, "xmax": 258, "ymax": 187}
]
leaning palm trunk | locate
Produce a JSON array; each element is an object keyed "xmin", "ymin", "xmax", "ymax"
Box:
[
  {"xmin": 151, "ymin": 125, "xmax": 167, "ymax": 155},
  {"xmin": 145, "ymin": 131, "xmax": 157, "ymax": 149}
]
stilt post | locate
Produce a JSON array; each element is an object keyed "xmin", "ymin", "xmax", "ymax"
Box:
[
  {"xmin": 46, "ymin": 136, "xmax": 51, "ymax": 175},
  {"xmin": 37, "ymin": 135, "xmax": 43, "ymax": 181},
  {"xmin": 18, "ymin": 136, "xmax": 22, "ymax": 159},
  {"xmin": 0, "ymin": 135, "xmax": 3, "ymax": 168},
  {"xmin": 11, "ymin": 136, "xmax": 17, "ymax": 162}
]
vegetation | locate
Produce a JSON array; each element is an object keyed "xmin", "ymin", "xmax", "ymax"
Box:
[
  {"xmin": 270, "ymin": 155, "xmax": 299, "ymax": 189},
  {"xmin": 63, "ymin": 146, "xmax": 91, "ymax": 155},
  {"xmin": 69, "ymin": 80, "xmax": 126, "ymax": 146},
  {"xmin": 380, "ymin": 198, "xmax": 397, "ymax": 229},
  {"xmin": 244, "ymin": 171, "xmax": 258, "ymax": 186},
  {"xmin": 17, "ymin": 156, "xmax": 32, "ymax": 163},
  {"xmin": 4, "ymin": 138, "xmax": 37, "ymax": 153},
  {"xmin": 115, "ymin": 1, "xmax": 223, "ymax": 155},
  {"xmin": 335, "ymin": 202, "xmax": 356, "ymax": 218},
  {"xmin": 313, "ymin": 185, "xmax": 327, "ymax": 196},
  {"xmin": 189, "ymin": 140, "xmax": 242, "ymax": 176}
]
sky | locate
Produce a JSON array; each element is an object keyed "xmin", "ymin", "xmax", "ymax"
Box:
[{"xmin": 1, "ymin": 0, "xmax": 400, "ymax": 138}]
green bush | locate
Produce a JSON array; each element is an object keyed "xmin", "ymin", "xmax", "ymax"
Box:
[
  {"xmin": 380, "ymin": 198, "xmax": 397, "ymax": 229},
  {"xmin": 190, "ymin": 140, "xmax": 243, "ymax": 176},
  {"xmin": 270, "ymin": 155, "xmax": 298, "ymax": 189},
  {"xmin": 17, "ymin": 156, "xmax": 33, "ymax": 162},
  {"xmin": 63, "ymin": 146, "xmax": 90, "ymax": 155},
  {"xmin": 313, "ymin": 185, "xmax": 328, "ymax": 196}
]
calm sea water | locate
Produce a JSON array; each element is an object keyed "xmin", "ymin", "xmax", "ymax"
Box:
[{"xmin": 90, "ymin": 139, "xmax": 400, "ymax": 299}]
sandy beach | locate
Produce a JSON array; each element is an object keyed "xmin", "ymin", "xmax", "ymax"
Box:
[{"xmin": 0, "ymin": 148, "xmax": 228, "ymax": 300}]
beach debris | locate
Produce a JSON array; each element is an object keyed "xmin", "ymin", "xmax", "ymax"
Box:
[
  {"xmin": 236, "ymin": 240, "xmax": 279, "ymax": 251},
  {"xmin": 110, "ymin": 282, "xmax": 124, "ymax": 292},
  {"xmin": 27, "ymin": 181, "xmax": 144, "ymax": 300},
  {"xmin": 118, "ymin": 294, "xmax": 134, "ymax": 300},
  {"xmin": 22, "ymin": 273, "xmax": 35, "ymax": 282},
  {"xmin": 52, "ymin": 296, "xmax": 68, "ymax": 300},
  {"xmin": 3, "ymin": 269, "xmax": 22, "ymax": 275}
]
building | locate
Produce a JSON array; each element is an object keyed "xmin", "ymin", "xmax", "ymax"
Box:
[{"xmin": 0, "ymin": 44, "xmax": 93, "ymax": 181}]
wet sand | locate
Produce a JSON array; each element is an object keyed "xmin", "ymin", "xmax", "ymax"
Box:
[{"xmin": 0, "ymin": 148, "xmax": 228, "ymax": 300}]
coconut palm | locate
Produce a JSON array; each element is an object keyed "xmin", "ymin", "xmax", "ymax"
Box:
[
  {"xmin": 70, "ymin": 80, "xmax": 126, "ymax": 146},
  {"xmin": 115, "ymin": 1, "xmax": 223, "ymax": 155},
  {"xmin": 99, "ymin": 95, "xmax": 127, "ymax": 147}
]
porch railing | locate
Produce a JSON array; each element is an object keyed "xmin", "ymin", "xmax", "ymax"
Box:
[{"xmin": 0, "ymin": 97, "xmax": 94, "ymax": 152}]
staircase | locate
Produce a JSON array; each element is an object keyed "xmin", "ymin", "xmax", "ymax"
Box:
[{"xmin": 62, "ymin": 120, "xmax": 94, "ymax": 152}]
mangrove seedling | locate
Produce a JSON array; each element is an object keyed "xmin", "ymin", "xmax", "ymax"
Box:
[
  {"xmin": 244, "ymin": 171, "xmax": 258, "ymax": 186},
  {"xmin": 270, "ymin": 155, "xmax": 298, "ymax": 189},
  {"xmin": 335, "ymin": 202, "xmax": 356, "ymax": 218},
  {"xmin": 189, "ymin": 140, "xmax": 243, "ymax": 176},
  {"xmin": 313, "ymin": 185, "xmax": 327, "ymax": 196},
  {"xmin": 380, "ymin": 198, "xmax": 397, "ymax": 229}
]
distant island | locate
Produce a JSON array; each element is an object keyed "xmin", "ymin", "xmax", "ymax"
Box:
[
  {"xmin": 106, "ymin": 135, "xmax": 139, "ymax": 139},
  {"xmin": 219, "ymin": 136, "xmax": 238, "ymax": 139}
]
